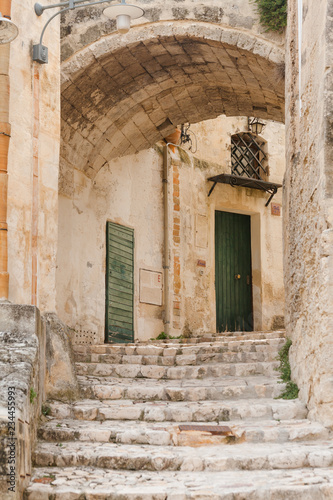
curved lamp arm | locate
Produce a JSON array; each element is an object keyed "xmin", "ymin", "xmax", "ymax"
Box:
[{"xmin": 33, "ymin": 0, "xmax": 143, "ymax": 63}]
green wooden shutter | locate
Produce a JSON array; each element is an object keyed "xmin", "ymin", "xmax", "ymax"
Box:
[
  {"xmin": 215, "ymin": 211, "xmax": 253, "ymax": 332},
  {"xmin": 105, "ymin": 221, "xmax": 134, "ymax": 343}
]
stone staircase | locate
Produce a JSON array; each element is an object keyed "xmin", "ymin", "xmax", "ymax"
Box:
[{"xmin": 25, "ymin": 331, "xmax": 333, "ymax": 499}]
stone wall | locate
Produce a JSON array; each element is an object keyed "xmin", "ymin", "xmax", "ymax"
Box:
[
  {"xmin": 56, "ymin": 147, "xmax": 165, "ymax": 343},
  {"xmin": 168, "ymin": 116, "xmax": 285, "ymax": 337},
  {"xmin": 56, "ymin": 114, "xmax": 285, "ymax": 342},
  {"xmin": 285, "ymin": 0, "xmax": 333, "ymax": 426},
  {"xmin": 7, "ymin": 0, "xmax": 61, "ymax": 311},
  {"xmin": 60, "ymin": 0, "xmax": 284, "ymax": 61},
  {"xmin": 0, "ymin": 305, "xmax": 46, "ymax": 500},
  {"xmin": 0, "ymin": 305, "xmax": 79, "ymax": 499},
  {"xmin": 60, "ymin": 20, "xmax": 285, "ymax": 180}
]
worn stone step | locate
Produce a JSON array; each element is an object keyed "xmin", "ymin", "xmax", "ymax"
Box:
[
  {"xmin": 146, "ymin": 330, "xmax": 286, "ymax": 343},
  {"xmin": 78, "ymin": 375, "xmax": 284, "ymax": 401},
  {"xmin": 75, "ymin": 360, "xmax": 280, "ymax": 379},
  {"xmin": 24, "ymin": 467, "xmax": 333, "ymax": 500},
  {"xmin": 74, "ymin": 337, "xmax": 285, "ymax": 363},
  {"xmin": 47, "ymin": 398, "xmax": 307, "ymax": 423},
  {"xmin": 75, "ymin": 349, "xmax": 280, "ymax": 366},
  {"xmin": 73, "ymin": 331, "xmax": 285, "ymax": 355},
  {"xmin": 38, "ymin": 418, "xmax": 329, "ymax": 446},
  {"xmin": 33, "ymin": 440, "xmax": 333, "ymax": 472}
]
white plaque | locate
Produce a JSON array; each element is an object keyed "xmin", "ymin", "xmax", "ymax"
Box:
[{"xmin": 140, "ymin": 269, "xmax": 163, "ymax": 306}]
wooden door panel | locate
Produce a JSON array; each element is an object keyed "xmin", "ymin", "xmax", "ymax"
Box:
[
  {"xmin": 106, "ymin": 221, "xmax": 134, "ymax": 343},
  {"xmin": 215, "ymin": 211, "xmax": 253, "ymax": 332}
]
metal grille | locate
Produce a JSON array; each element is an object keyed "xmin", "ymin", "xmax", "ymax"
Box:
[
  {"xmin": 231, "ymin": 133, "xmax": 267, "ymax": 181},
  {"xmin": 73, "ymin": 329, "xmax": 97, "ymax": 345}
]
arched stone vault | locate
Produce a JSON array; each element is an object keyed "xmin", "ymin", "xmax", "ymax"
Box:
[{"xmin": 61, "ymin": 22, "xmax": 285, "ymax": 178}]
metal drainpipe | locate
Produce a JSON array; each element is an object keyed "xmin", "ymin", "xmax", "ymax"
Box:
[
  {"xmin": 0, "ymin": 0, "xmax": 12, "ymax": 300},
  {"xmin": 163, "ymin": 145, "xmax": 170, "ymax": 336},
  {"xmin": 297, "ymin": 0, "xmax": 303, "ymax": 116},
  {"xmin": 163, "ymin": 142, "xmax": 179, "ymax": 336}
]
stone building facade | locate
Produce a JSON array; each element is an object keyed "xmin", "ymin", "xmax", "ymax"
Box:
[{"xmin": 57, "ymin": 115, "xmax": 285, "ymax": 343}]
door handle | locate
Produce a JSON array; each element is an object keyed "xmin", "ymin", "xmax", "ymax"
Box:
[
  {"xmin": 235, "ymin": 274, "xmax": 241, "ymax": 280},
  {"xmin": 247, "ymin": 275, "xmax": 251, "ymax": 285}
]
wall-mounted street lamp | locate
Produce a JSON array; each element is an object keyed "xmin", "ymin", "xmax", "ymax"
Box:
[
  {"xmin": 33, "ymin": 0, "xmax": 145, "ymax": 64},
  {"xmin": 248, "ymin": 117, "xmax": 266, "ymax": 136},
  {"xmin": 180, "ymin": 123, "xmax": 197, "ymax": 153},
  {"xmin": 0, "ymin": 13, "xmax": 18, "ymax": 44}
]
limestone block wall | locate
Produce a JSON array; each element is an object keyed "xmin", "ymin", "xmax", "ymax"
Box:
[
  {"xmin": 0, "ymin": 305, "xmax": 79, "ymax": 499},
  {"xmin": 56, "ymin": 114, "xmax": 285, "ymax": 342},
  {"xmin": 0, "ymin": 305, "xmax": 46, "ymax": 500},
  {"xmin": 60, "ymin": 20, "xmax": 285, "ymax": 180},
  {"xmin": 285, "ymin": 0, "xmax": 333, "ymax": 426},
  {"xmin": 7, "ymin": 0, "xmax": 61, "ymax": 311},
  {"xmin": 60, "ymin": 0, "xmax": 284, "ymax": 61}
]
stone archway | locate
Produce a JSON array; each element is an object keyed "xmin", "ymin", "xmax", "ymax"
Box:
[
  {"xmin": 60, "ymin": 22, "xmax": 285, "ymax": 179},
  {"xmin": 58, "ymin": 20, "xmax": 285, "ymax": 343},
  {"xmin": 57, "ymin": 20, "xmax": 286, "ymax": 346}
]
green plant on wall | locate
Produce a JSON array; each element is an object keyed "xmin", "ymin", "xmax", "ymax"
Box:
[
  {"xmin": 42, "ymin": 404, "xmax": 51, "ymax": 416},
  {"xmin": 30, "ymin": 387, "xmax": 37, "ymax": 404},
  {"xmin": 252, "ymin": 0, "xmax": 287, "ymax": 32},
  {"xmin": 276, "ymin": 338, "xmax": 299, "ymax": 400}
]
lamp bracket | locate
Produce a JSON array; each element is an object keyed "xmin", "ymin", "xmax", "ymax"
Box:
[
  {"xmin": 247, "ymin": 116, "xmax": 266, "ymax": 135},
  {"xmin": 34, "ymin": 0, "xmax": 111, "ymax": 16},
  {"xmin": 33, "ymin": 43, "xmax": 48, "ymax": 64},
  {"xmin": 33, "ymin": 0, "xmax": 128, "ymax": 63}
]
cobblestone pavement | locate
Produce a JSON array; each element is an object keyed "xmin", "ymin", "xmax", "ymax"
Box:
[{"xmin": 25, "ymin": 331, "xmax": 333, "ymax": 499}]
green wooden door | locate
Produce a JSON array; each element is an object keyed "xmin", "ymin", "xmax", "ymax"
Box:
[
  {"xmin": 215, "ymin": 211, "xmax": 253, "ymax": 332},
  {"xmin": 105, "ymin": 221, "xmax": 134, "ymax": 343}
]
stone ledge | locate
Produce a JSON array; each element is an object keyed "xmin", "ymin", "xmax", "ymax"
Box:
[{"xmin": 0, "ymin": 304, "xmax": 45, "ymax": 500}]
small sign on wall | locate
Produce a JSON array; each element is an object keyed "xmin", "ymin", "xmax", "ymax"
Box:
[
  {"xmin": 139, "ymin": 269, "xmax": 163, "ymax": 306},
  {"xmin": 271, "ymin": 203, "xmax": 281, "ymax": 216}
]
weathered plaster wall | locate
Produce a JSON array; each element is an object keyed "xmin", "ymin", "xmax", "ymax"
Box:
[
  {"xmin": 285, "ymin": 0, "xmax": 333, "ymax": 427},
  {"xmin": 169, "ymin": 116, "xmax": 285, "ymax": 336},
  {"xmin": 56, "ymin": 148, "xmax": 165, "ymax": 343},
  {"xmin": 57, "ymin": 115, "xmax": 285, "ymax": 343},
  {"xmin": 7, "ymin": 0, "xmax": 61, "ymax": 310}
]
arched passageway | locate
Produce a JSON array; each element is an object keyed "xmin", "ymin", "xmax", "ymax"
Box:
[
  {"xmin": 57, "ymin": 20, "xmax": 285, "ymax": 345},
  {"xmin": 61, "ymin": 22, "xmax": 284, "ymax": 177}
]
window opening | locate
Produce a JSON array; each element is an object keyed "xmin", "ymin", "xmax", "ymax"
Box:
[
  {"xmin": 207, "ymin": 132, "xmax": 282, "ymax": 206},
  {"xmin": 231, "ymin": 132, "xmax": 268, "ymax": 181}
]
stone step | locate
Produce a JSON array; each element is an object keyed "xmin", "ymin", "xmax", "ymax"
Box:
[
  {"xmin": 75, "ymin": 349, "xmax": 281, "ymax": 366},
  {"xmin": 74, "ymin": 337, "xmax": 285, "ymax": 362},
  {"xmin": 75, "ymin": 360, "xmax": 280, "ymax": 379},
  {"xmin": 25, "ymin": 467, "xmax": 333, "ymax": 500},
  {"xmin": 73, "ymin": 331, "xmax": 285, "ymax": 353},
  {"xmin": 78, "ymin": 375, "xmax": 284, "ymax": 401},
  {"xmin": 38, "ymin": 418, "xmax": 328, "ymax": 446},
  {"xmin": 32, "ymin": 440, "xmax": 333, "ymax": 472},
  {"xmin": 47, "ymin": 398, "xmax": 307, "ymax": 423},
  {"xmin": 146, "ymin": 330, "xmax": 286, "ymax": 343}
]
